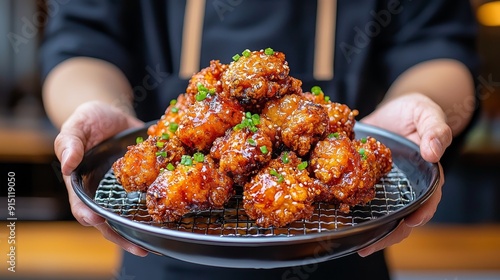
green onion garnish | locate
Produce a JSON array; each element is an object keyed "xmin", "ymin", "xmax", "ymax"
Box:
[
  {"xmin": 156, "ymin": 151, "xmax": 167, "ymax": 158},
  {"xmin": 169, "ymin": 122, "xmax": 179, "ymax": 132},
  {"xmin": 328, "ymin": 132, "xmax": 339, "ymax": 139},
  {"xmin": 193, "ymin": 152, "xmax": 205, "ymax": 163},
  {"xmin": 171, "ymin": 107, "xmax": 179, "ymax": 113},
  {"xmin": 359, "ymin": 148, "xmax": 367, "ymax": 160},
  {"xmin": 232, "ymin": 54, "xmax": 241, "ymax": 62},
  {"xmin": 264, "ymin": 48, "xmax": 274, "ymax": 55},
  {"xmin": 180, "ymin": 155, "xmax": 193, "ymax": 166},
  {"xmin": 166, "ymin": 163, "xmax": 175, "ymax": 171},
  {"xmin": 156, "ymin": 141, "xmax": 164, "ymax": 148},
  {"xmin": 161, "ymin": 133, "xmax": 170, "ymax": 140},
  {"xmin": 281, "ymin": 152, "xmax": 289, "ymax": 164},
  {"xmin": 170, "ymin": 99, "xmax": 177, "ymax": 106},
  {"xmin": 297, "ymin": 161, "xmax": 308, "ymax": 171},
  {"xmin": 324, "ymin": 96, "xmax": 330, "ymax": 102},
  {"xmin": 260, "ymin": 146, "xmax": 269, "ymax": 154},
  {"xmin": 361, "ymin": 138, "xmax": 367, "ymax": 144},
  {"xmin": 242, "ymin": 49, "xmax": 251, "ymax": 57},
  {"xmin": 311, "ymin": 86, "xmax": 322, "ymax": 96},
  {"xmin": 195, "ymin": 91, "xmax": 207, "ymax": 101},
  {"xmin": 136, "ymin": 136, "xmax": 144, "ymax": 144},
  {"xmin": 269, "ymin": 169, "xmax": 284, "ymax": 183},
  {"xmin": 247, "ymin": 138, "xmax": 257, "ymax": 146}
]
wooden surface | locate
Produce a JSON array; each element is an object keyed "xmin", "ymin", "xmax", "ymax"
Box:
[{"xmin": 0, "ymin": 221, "xmax": 499, "ymax": 279}]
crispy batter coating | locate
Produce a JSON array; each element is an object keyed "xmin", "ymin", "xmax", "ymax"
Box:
[
  {"xmin": 112, "ymin": 137, "xmax": 167, "ymax": 192},
  {"xmin": 353, "ymin": 136, "xmax": 393, "ymax": 188},
  {"xmin": 112, "ymin": 49, "xmax": 394, "ymax": 225},
  {"xmin": 185, "ymin": 60, "xmax": 227, "ymax": 98},
  {"xmin": 210, "ymin": 118, "xmax": 275, "ymax": 186},
  {"xmin": 147, "ymin": 93, "xmax": 194, "ymax": 138},
  {"xmin": 301, "ymin": 91, "xmax": 358, "ymax": 140},
  {"xmin": 146, "ymin": 155, "xmax": 234, "ymax": 222},
  {"xmin": 309, "ymin": 134, "xmax": 373, "ymax": 213},
  {"xmin": 262, "ymin": 94, "xmax": 328, "ymax": 156},
  {"xmin": 177, "ymin": 94, "xmax": 244, "ymax": 152},
  {"xmin": 221, "ymin": 50, "xmax": 302, "ymax": 110},
  {"xmin": 243, "ymin": 152, "xmax": 320, "ymax": 227}
]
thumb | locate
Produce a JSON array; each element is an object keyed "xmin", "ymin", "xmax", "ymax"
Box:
[{"xmin": 413, "ymin": 105, "xmax": 452, "ymax": 163}]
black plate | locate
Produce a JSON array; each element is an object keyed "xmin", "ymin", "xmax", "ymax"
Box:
[{"xmin": 71, "ymin": 122, "xmax": 439, "ymax": 269}]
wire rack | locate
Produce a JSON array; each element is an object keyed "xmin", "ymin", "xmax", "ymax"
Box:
[{"xmin": 94, "ymin": 165, "xmax": 414, "ymax": 237}]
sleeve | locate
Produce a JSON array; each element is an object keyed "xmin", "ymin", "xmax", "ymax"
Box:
[
  {"xmin": 39, "ymin": 0, "xmax": 137, "ymax": 81},
  {"xmin": 380, "ymin": 0, "xmax": 480, "ymax": 85}
]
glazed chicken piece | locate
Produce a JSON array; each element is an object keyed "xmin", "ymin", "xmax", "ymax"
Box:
[
  {"xmin": 146, "ymin": 155, "xmax": 234, "ymax": 222},
  {"xmin": 221, "ymin": 49, "xmax": 302, "ymax": 111},
  {"xmin": 210, "ymin": 115, "xmax": 275, "ymax": 186},
  {"xmin": 177, "ymin": 94, "xmax": 244, "ymax": 152},
  {"xmin": 112, "ymin": 137, "xmax": 167, "ymax": 192},
  {"xmin": 301, "ymin": 90, "xmax": 358, "ymax": 140},
  {"xmin": 185, "ymin": 60, "xmax": 227, "ymax": 98},
  {"xmin": 309, "ymin": 133, "xmax": 373, "ymax": 213},
  {"xmin": 353, "ymin": 136, "xmax": 393, "ymax": 188},
  {"xmin": 147, "ymin": 93, "xmax": 194, "ymax": 138},
  {"xmin": 262, "ymin": 94, "xmax": 329, "ymax": 156},
  {"xmin": 243, "ymin": 151, "xmax": 320, "ymax": 227}
]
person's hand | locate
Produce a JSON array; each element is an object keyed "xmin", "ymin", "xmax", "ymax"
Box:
[
  {"xmin": 54, "ymin": 101, "xmax": 148, "ymax": 256},
  {"xmin": 357, "ymin": 93, "xmax": 450, "ymax": 257}
]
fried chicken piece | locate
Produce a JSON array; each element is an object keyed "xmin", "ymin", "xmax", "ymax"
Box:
[
  {"xmin": 177, "ymin": 94, "xmax": 244, "ymax": 152},
  {"xmin": 210, "ymin": 116, "xmax": 275, "ymax": 186},
  {"xmin": 147, "ymin": 93, "xmax": 194, "ymax": 138},
  {"xmin": 221, "ymin": 49, "xmax": 302, "ymax": 111},
  {"xmin": 301, "ymin": 91, "xmax": 358, "ymax": 140},
  {"xmin": 112, "ymin": 137, "xmax": 167, "ymax": 192},
  {"xmin": 353, "ymin": 136, "xmax": 393, "ymax": 188},
  {"xmin": 309, "ymin": 134, "xmax": 373, "ymax": 213},
  {"xmin": 146, "ymin": 155, "xmax": 234, "ymax": 222},
  {"xmin": 243, "ymin": 151, "xmax": 320, "ymax": 227},
  {"xmin": 262, "ymin": 94, "xmax": 328, "ymax": 156},
  {"xmin": 185, "ymin": 60, "xmax": 227, "ymax": 98}
]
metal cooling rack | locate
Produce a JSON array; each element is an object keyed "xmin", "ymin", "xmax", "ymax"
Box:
[{"xmin": 94, "ymin": 165, "xmax": 414, "ymax": 237}]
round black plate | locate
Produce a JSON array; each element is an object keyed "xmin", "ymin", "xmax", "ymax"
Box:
[{"xmin": 71, "ymin": 122, "xmax": 439, "ymax": 269}]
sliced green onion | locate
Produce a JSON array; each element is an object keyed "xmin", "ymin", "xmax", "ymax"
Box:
[
  {"xmin": 245, "ymin": 112, "xmax": 252, "ymax": 118},
  {"xmin": 156, "ymin": 141, "xmax": 164, "ymax": 148},
  {"xmin": 195, "ymin": 91, "xmax": 207, "ymax": 101},
  {"xmin": 161, "ymin": 133, "xmax": 170, "ymax": 140},
  {"xmin": 180, "ymin": 155, "xmax": 193, "ymax": 166},
  {"xmin": 249, "ymin": 126, "xmax": 258, "ymax": 133},
  {"xmin": 361, "ymin": 138, "xmax": 367, "ymax": 144},
  {"xmin": 251, "ymin": 114, "xmax": 260, "ymax": 125},
  {"xmin": 328, "ymin": 132, "xmax": 339, "ymax": 139},
  {"xmin": 297, "ymin": 161, "xmax": 308, "ymax": 171},
  {"xmin": 171, "ymin": 107, "xmax": 179, "ymax": 113},
  {"xmin": 247, "ymin": 138, "xmax": 257, "ymax": 146},
  {"xmin": 208, "ymin": 88, "xmax": 216, "ymax": 95},
  {"xmin": 242, "ymin": 49, "xmax": 251, "ymax": 57},
  {"xmin": 166, "ymin": 163, "xmax": 175, "ymax": 171},
  {"xmin": 136, "ymin": 136, "xmax": 144, "ymax": 144},
  {"xmin": 281, "ymin": 152, "xmax": 289, "ymax": 164},
  {"xmin": 358, "ymin": 148, "xmax": 367, "ymax": 160},
  {"xmin": 269, "ymin": 169, "xmax": 283, "ymax": 183},
  {"xmin": 170, "ymin": 99, "xmax": 177, "ymax": 106},
  {"xmin": 169, "ymin": 122, "xmax": 179, "ymax": 133},
  {"xmin": 232, "ymin": 54, "xmax": 241, "ymax": 62},
  {"xmin": 193, "ymin": 152, "xmax": 205, "ymax": 163},
  {"xmin": 311, "ymin": 86, "xmax": 322, "ymax": 96},
  {"xmin": 156, "ymin": 151, "xmax": 167, "ymax": 158},
  {"xmin": 324, "ymin": 96, "xmax": 330, "ymax": 102},
  {"xmin": 264, "ymin": 47, "xmax": 274, "ymax": 55},
  {"xmin": 260, "ymin": 145, "xmax": 269, "ymax": 154}
]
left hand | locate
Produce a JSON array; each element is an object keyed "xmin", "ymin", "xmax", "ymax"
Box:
[{"xmin": 357, "ymin": 92, "xmax": 451, "ymax": 257}]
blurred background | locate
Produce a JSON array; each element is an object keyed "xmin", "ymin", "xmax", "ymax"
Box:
[{"xmin": 0, "ymin": 0, "xmax": 499, "ymax": 279}]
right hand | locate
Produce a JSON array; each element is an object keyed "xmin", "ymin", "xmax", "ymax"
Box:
[{"xmin": 54, "ymin": 101, "xmax": 148, "ymax": 256}]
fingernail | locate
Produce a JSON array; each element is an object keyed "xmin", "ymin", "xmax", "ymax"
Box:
[
  {"xmin": 61, "ymin": 149, "xmax": 70, "ymax": 166},
  {"xmin": 430, "ymin": 138, "xmax": 443, "ymax": 159},
  {"xmin": 358, "ymin": 248, "xmax": 374, "ymax": 258}
]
